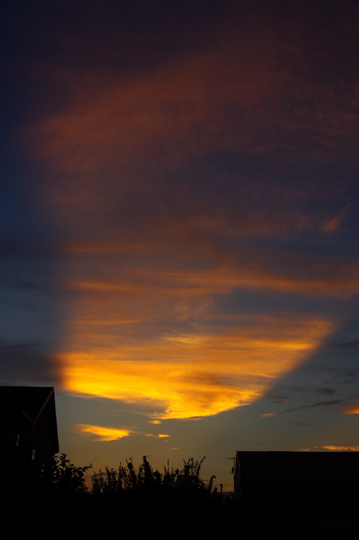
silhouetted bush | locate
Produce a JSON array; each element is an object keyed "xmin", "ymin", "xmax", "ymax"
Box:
[
  {"xmin": 6, "ymin": 450, "xmax": 352, "ymax": 539},
  {"xmin": 87, "ymin": 456, "xmax": 236, "ymax": 538},
  {"xmin": 3, "ymin": 451, "xmax": 235, "ymax": 538},
  {"xmin": 92, "ymin": 455, "xmax": 215, "ymax": 502}
]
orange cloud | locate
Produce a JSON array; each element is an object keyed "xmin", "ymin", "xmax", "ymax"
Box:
[
  {"xmin": 60, "ymin": 315, "xmax": 333, "ymax": 420},
  {"xmin": 51, "ymin": 240, "xmax": 350, "ymax": 422},
  {"xmin": 321, "ymin": 206, "xmax": 350, "ymax": 233},
  {"xmin": 320, "ymin": 446, "xmax": 359, "ymax": 451},
  {"xmin": 145, "ymin": 434, "xmax": 170, "ymax": 438},
  {"xmin": 64, "ymin": 256, "xmax": 359, "ymax": 315},
  {"xmin": 75, "ymin": 424, "xmax": 133, "ymax": 441},
  {"xmin": 341, "ymin": 405, "xmax": 359, "ymax": 415},
  {"xmin": 19, "ymin": 5, "xmax": 359, "ymax": 242},
  {"xmin": 15, "ymin": 3, "xmax": 359, "ymax": 427}
]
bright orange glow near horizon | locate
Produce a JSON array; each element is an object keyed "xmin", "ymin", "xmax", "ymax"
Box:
[
  {"xmin": 61, "ymin": 310, "xmax": 333, "ymax": 419},
  {"xmin": 321, "ymin": 446, "xmax": 359, "ymax": 451}
]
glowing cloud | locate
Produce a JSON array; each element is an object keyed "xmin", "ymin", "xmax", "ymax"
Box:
[
  {"xmin": 341, "ymin": 405, "xmax": 359, "ymax": 415},
  {"xmin": 145, "ymin": 434, "xmax": 170, "ymax": 438},
  {"xmin": 320, "ymin": 446, "xmax": 359, "ymax": 451},
  {"xmin": 15, "ymin": 1, "xmax": 358, "ymax": 436},
  {"xmin": 75, "ymin": 424, "xmax": 133, "ymax": 441},
  {"xmin": 61, "ymin": 314, "xmax": 333, "ymax": 420},
  {"xmin": 21, "ymin": 5, "xmax": 359, "ymax": 246}
]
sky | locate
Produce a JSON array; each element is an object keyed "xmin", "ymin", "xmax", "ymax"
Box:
[{"xmin": 2, "ymin": 0, "xmax": 359, "ymax": 490}]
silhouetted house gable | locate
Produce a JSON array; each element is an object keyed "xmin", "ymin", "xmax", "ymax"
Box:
[
  {"xmin": 234, "ymin": 451, "xmax": 359, "ymax": 518},
  {"xmin": 0, "ymin": 386, "xmax": 59, "ymax": 459}
]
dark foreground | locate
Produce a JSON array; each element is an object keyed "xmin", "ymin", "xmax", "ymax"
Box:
[{"xmin": 3, "ymin": 452, "xmax": 359, "ymax": 539}]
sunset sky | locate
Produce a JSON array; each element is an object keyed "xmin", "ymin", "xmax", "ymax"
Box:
[{"xmin": 2, "ymin": 0, "xmax": 359, "ymax": 489}]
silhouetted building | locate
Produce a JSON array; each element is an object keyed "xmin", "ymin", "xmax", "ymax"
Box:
[
  {"xmin": 234, "ymin": 450, "xmax": 359, "ymax": 518},
  {"xmin": 0, "ymin": 386, "xmax": 59, "ymax": 459}
]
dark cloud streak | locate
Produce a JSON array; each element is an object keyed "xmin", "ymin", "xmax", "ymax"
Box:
[{"xmin": 278, "ymin": 399, "xmax": 348, "ymax": 415}]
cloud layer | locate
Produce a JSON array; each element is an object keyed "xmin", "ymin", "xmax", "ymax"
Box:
[{"xmin": 4, "ymin": 2, "xmax": 359, "ymax": 443}]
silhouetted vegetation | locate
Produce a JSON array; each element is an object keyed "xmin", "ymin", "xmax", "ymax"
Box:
[
  {"xmin": 90, "ymin": 456, "xmax": 226, "ymax": 537},
  {"xmin": 92, "ymin": 455, "xmax": 215, "ymax": 500},
  {"xmin": 4, "ymin": 450, "xmax": 357, "ymax": 539},
  {"xmin": 3, "ymin": 450, "xmax": 236, "ymax": 538}
]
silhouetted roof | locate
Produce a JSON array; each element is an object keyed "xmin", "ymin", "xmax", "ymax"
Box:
[
  {"xmin": 236, "ymin": 451, "xmax": 359, "ymax": 470},
  {"xmin": 0, "ymin": 386, "xmax": 59, "ymax": 453},
  {"xmin": 0, "ymin": 386, "xmax": 54, "ymax": 423}
]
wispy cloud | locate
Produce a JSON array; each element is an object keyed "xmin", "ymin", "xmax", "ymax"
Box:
[
  {"xmin": 330, "ymin": 339, "xmax": 359, "ymax": 350},
  {"xmin": 61, "ymin": 314, "xmax": 332, "ymax": 419},
  {"xmin": 340, "ymin": 403, "xmax": 359, "ymax": 415},
  {"xmin": 20, "ymin": 2, "xmax": 359, "ymax": 248},
  {"xmin": 145, "ymin": 434, "xmax": 170, "ymax": 438},
  {"xmin": 319, "ymin": 446, "xmax": 359, "ymax": 451},
  {"xmin": 9, "ymin": 0, "xmax": 359, "ymax": 434},
  {"xmin": 321, "ymin": 206, "xmax": 350, "ymax": 233},
  {"xmin": 75, "ymin": 424, "xmax": 134, "ymax": 441},
  {"xmin": 282, "ymin": 399, "xmax": 347, "ymax": 414},
  {"xmin": 75, "ymin": 423, "xmax": 171, "ymax": 441}
]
